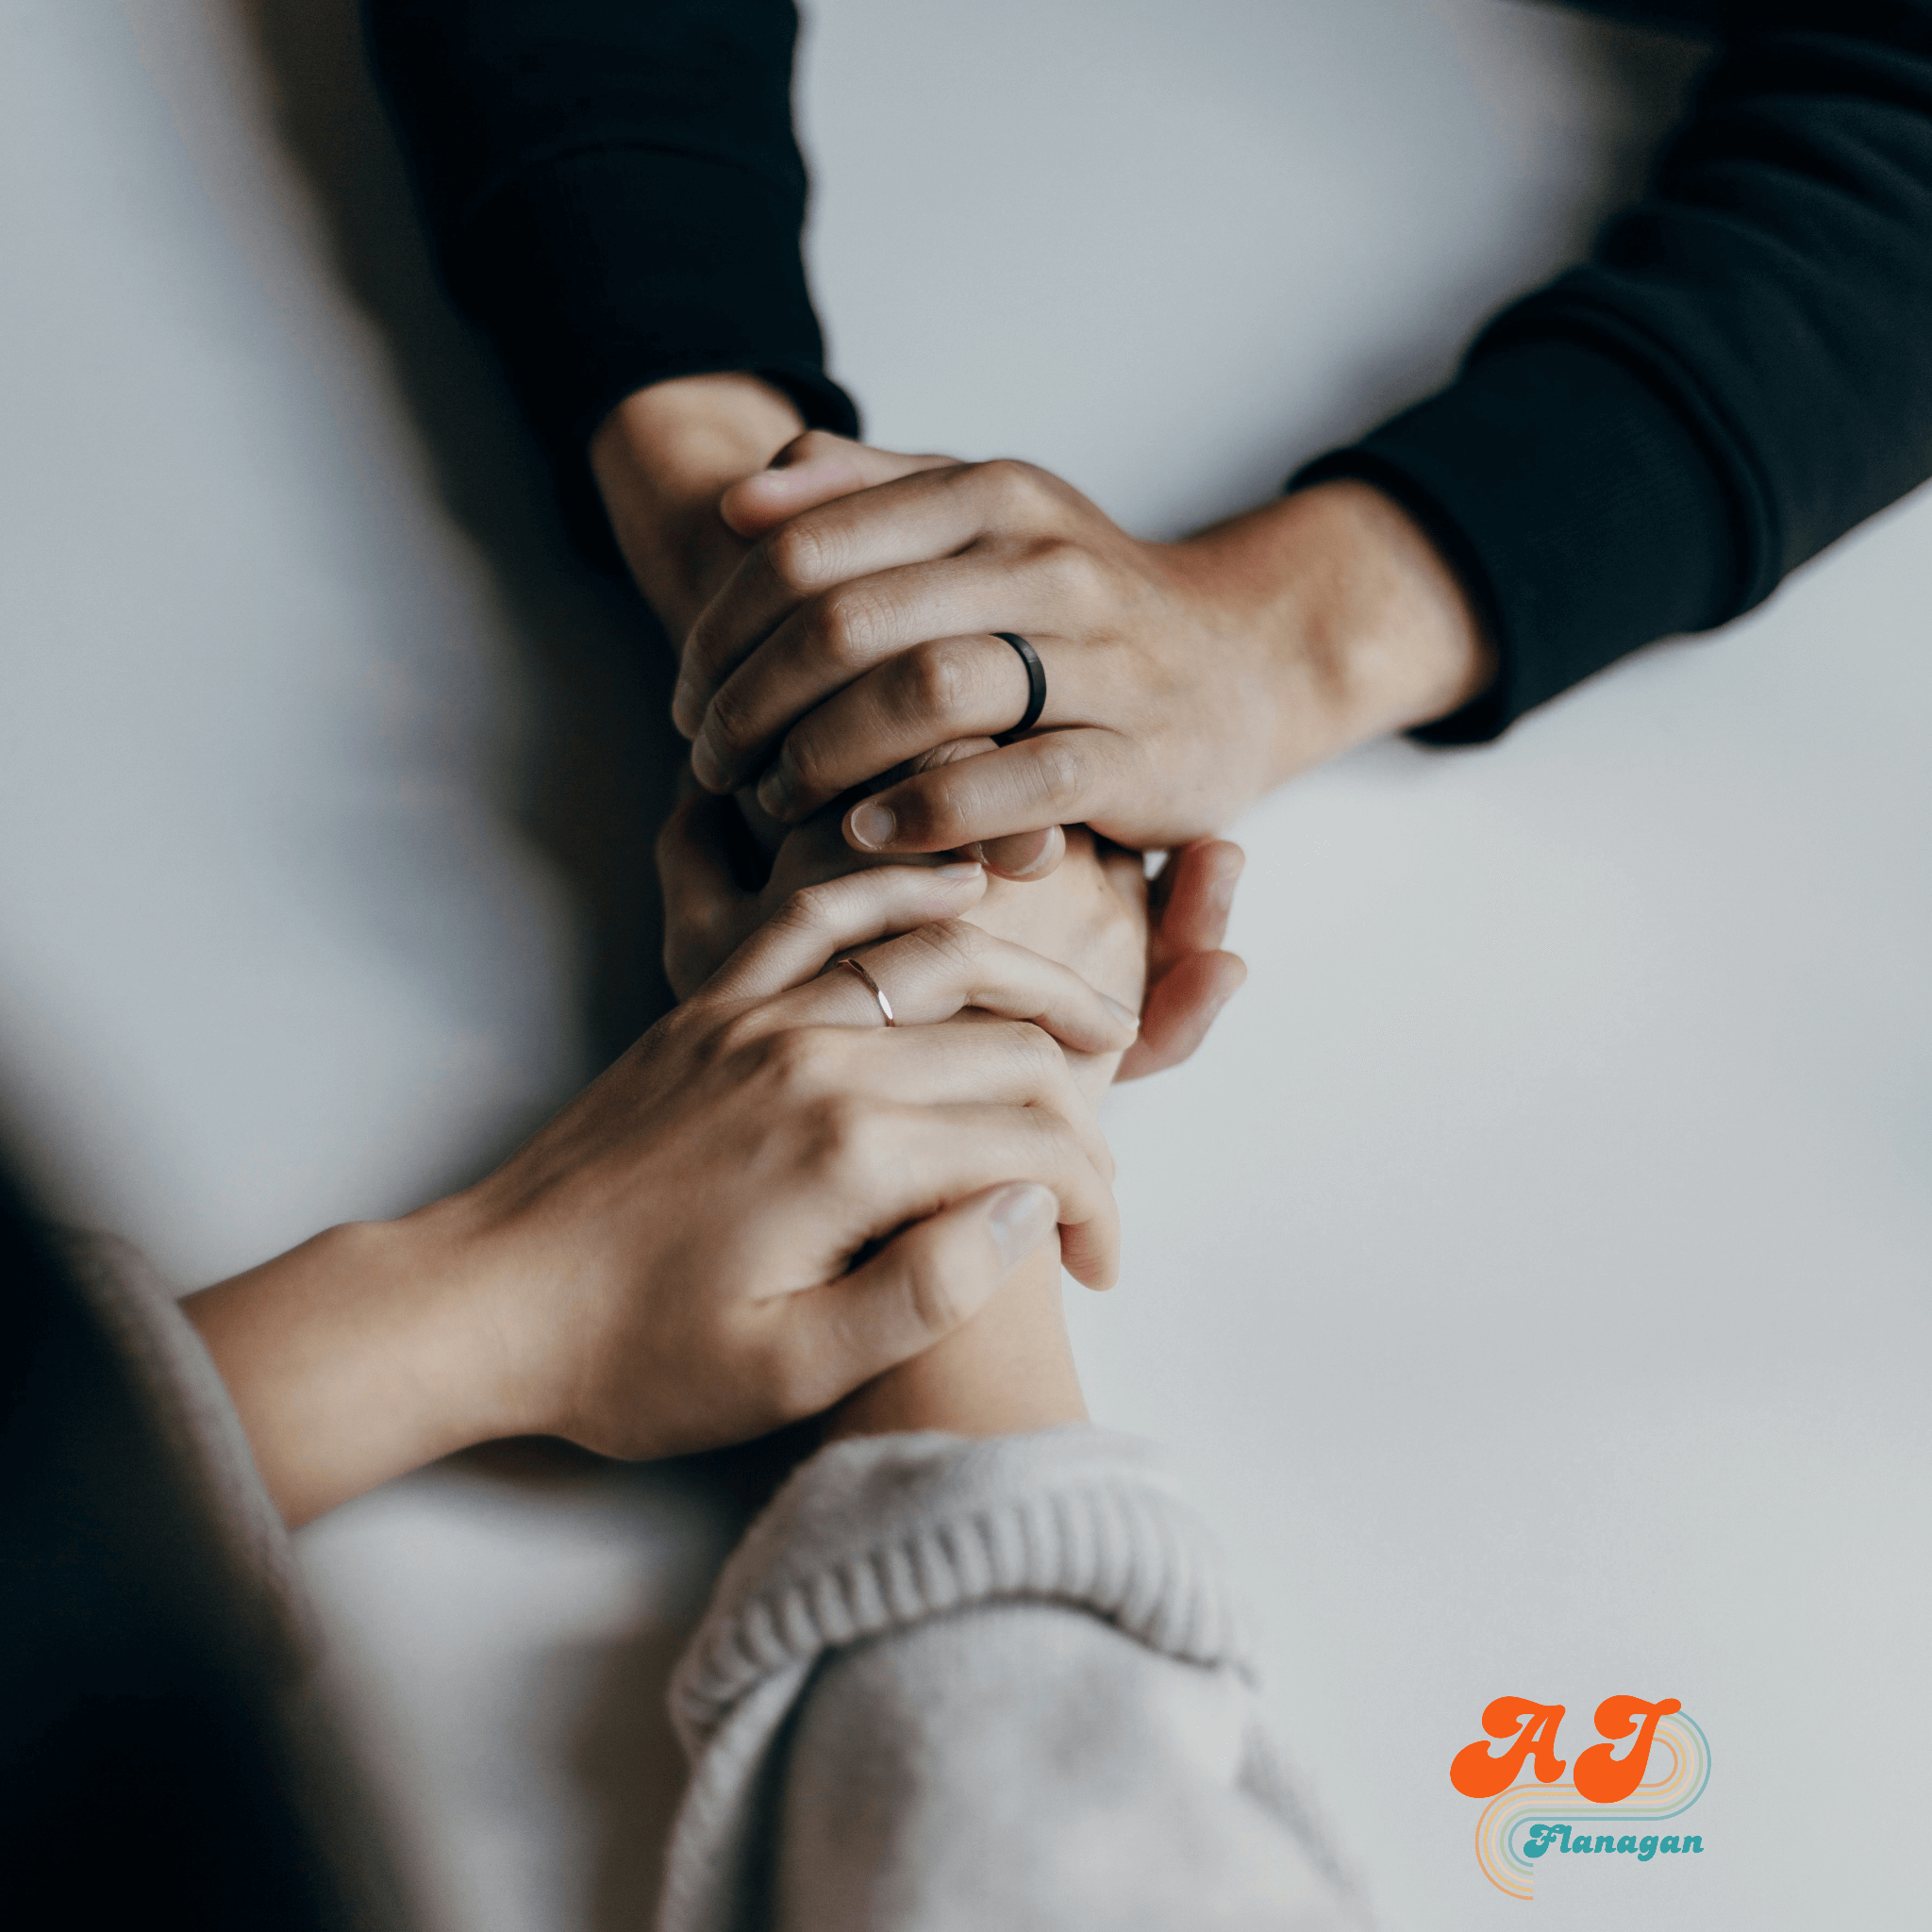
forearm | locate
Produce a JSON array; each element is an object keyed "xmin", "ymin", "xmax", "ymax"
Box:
[{"xmin": 182, "ymin": 1205, "xmax": 525, "ymax": 1529}]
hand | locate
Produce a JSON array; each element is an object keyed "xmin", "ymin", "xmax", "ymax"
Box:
[
  {"xmin": 660, "ymin": 777, "xmax": 1247, "ymax": 1098},
  {"xmin": 589, "ymin": 375, "xmax": 945, "ymax": 652},
  {"xmin": 674, "ymin": 449, "xmax": 1494, "ymax": 863},
  {"xmin": 185, "ymin": 862, "xmax": 1134, "ymax": 1526}
]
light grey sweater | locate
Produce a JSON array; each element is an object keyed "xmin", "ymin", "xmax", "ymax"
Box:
[
  {"xmin": 85, "ymin": 1242, "xmax": 1370, "ymax": 1932},
  {"xmin": 661, "ymin": 1427, "xmax": 1368, "ymax": 1932}
]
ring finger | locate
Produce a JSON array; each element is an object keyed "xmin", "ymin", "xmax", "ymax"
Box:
[
  {"xmin": 692, "ymin": 547, "xmax": 1089, "ymax": 792},
  {"xmin": 764, "ymin": 918, "xmax": 1138, "ymax": 1056},
  {"xmin": 756, "ymin": 630, "xmax": 1075, "ymax": 824}
]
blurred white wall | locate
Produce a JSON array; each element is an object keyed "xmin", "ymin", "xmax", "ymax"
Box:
[{"xmin": 2, "ymin": 4, "xmax": 1925, "ymax": 1928}]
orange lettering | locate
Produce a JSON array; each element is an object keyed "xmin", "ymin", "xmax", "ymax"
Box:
[
  {"xmin": 1449, "ymin": 1698, "xmax": 1567, "ymax": 1797},
  {"xmin": 1574, "ymin": 1695, "xmax": 1681, "ymax": 1804}
]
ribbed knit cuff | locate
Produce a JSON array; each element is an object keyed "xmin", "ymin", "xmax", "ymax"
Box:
[
  {"xmin": 658, "ymin": 1427, "xmax": 1253, "ymax": 1932},
  {"xmin": 1293, "ymin": 334, "xmax": 1741, "ymax": 744},
  {"xmin": 672, "ymin": 1426, "xmax": 1251, "ymax": 1759}
]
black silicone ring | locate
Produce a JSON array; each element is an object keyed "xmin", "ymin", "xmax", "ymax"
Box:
[{"xmin": 992, "ymin": 632, "xmax": 1047, "ymax": 745}]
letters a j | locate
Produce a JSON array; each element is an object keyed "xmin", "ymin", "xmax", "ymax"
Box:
[{"xmin": 1449, "ymin": 1695, "xmax": 1680, "ymax": 1801}]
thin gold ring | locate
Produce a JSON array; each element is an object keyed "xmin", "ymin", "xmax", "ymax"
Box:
[{"xmin": 840, "ymin": 955, "xmax": 896, "ymax": 1026}]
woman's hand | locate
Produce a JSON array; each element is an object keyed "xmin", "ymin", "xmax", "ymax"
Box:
[
  {"xmin": 660, "ymin": 779, "xmax": 1247, "ymax": 1095},
  {"xmin": 673, "ymin": 443, "xmax": 1494, "ymax": 864},
  {"xmin": 589, "ymin": 376, "xmax": 949, "ymax": 653},
  {"xmin": 185, "ymin": 862, "xmax": 1133, "ymax": 1526}
]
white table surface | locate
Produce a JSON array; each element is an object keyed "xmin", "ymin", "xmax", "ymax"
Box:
[{"xmin": 4, "ymin": 4, "xmax": 1927, "ymax": 1927}]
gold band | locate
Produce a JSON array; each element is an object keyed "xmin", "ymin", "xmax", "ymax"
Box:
[{"xmin": 840, "ymin": 955, "xmax": 896, "ymax": 1026}]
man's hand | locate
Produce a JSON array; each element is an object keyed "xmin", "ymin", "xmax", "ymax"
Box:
[{"xmin": 673, "ymin": 446, "xmax": 1495, "ymax": 863}]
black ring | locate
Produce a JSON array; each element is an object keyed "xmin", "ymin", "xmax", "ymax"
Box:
[{"xmin": 992, "ymin": 632, "xmax": 1047, "ymax": 745}]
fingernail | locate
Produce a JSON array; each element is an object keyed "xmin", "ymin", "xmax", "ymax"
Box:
[
  {"xmin": 758, "ymin": 760, "xmax": 799, "ymax": 821},
  {"xmin": 691, "ymin": 737, "xmax": 726, "ymax": 791},
  {"xmin": 936, "ymin": 860, "xmax": 984, "ymax": 879},
  {"xmin": 1103, "ymin": 995, "xmax": 1140, "ymax": 1033},
  {"xmin": 1001, "ymin": 829, "xmax": 1056, "ymax": 878},
  {"xmin": 1209, "ymin": 876, "xmax": 1239, "ymax": 915},
  {"xmin": 672, "ymin": 679, "xmax": 701, "ymax": 738},
  {"xmin": 849, "ymin": 801, "xmax": 896, "ymax": 849},
  {"xmin": 985, "ymin": 1183, "xmax": 1058, "ymax": 1269}
]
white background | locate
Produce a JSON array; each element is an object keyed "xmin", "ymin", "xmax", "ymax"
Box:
[{"xmin": 3, "ymin": 3, "xmax": 1927, "ymax": 1926}]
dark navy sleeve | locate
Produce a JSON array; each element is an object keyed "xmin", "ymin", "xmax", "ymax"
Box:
[{"xmin": 1296, "ymin": 4, "xmax": 1932, "ymax": 741}]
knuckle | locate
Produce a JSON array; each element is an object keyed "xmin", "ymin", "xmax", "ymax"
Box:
[
  {"xmin": 707, "ymin": 1007, "xmax": 773, "ymax": 1072},
  {"xmin": 902, "ymin": 639, "xmax": 974, "ymax": 720},
  {"xmin": 906, "ymin": 916, "xmax": 984, "ymax": 976},
  {"xmin": 766, "ymin": 519, "xmax": 833, "ymax": 592},
  {"xmin": 783, "ymin": 723, "xmax": 839, "ymax": 798},
  {"xmin": 763, "ymin": 1024, "xmax": 839, "ymax": 1095},
  {"xmin": 1034, "ymin": 537, "xmax": 1108, "ymax": 607},
  {"xmin": 1024, "ymin": 734, "xmax": 1090, "ymax": 810},
  {"xmin": 806, "ymin": 1092, "xmax": 880, "ymax": 1180},
  {"xmin": 702, "ymin": 674, "xmax": 756, "ymax": 757},
  {"xmin": 771, "ymin": 882, "xmax": 838, "ymax": 943},
  {"xmin": 815, "ymin": 586, "xmax": 884, "ymax": 669},
  {"xmin": 976, "ymin": 457, "xmax": 1049, "ymax": 515}
]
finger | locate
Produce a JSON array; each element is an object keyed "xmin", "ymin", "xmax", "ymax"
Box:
[
  {"xmin": 719, "ymin": 432, "xmax": 954, "ymax": 539},
  {"xmin": 845, "ymin": 728, "xmax": 1127, "ymax": 856},
  {"xmin": 752, "ymin": 630, "xmax": 1066, "ymax": 823},
  {"xmin": 1116, "ymin": 950, "xmax": 1247, "ymax": 1082},
  {"xmin": 767, "ymin": 1183, "xmax": 1061, "ymax": 1407},
  {"xmin": 692, "ymin": 547, "xmax": 1090, "ymax": 791},
  {"xmin": 762, "ymin": 917, "xmax": 1139, "ymax": 1057},
  {"xmin": 702, "ymin": 863, "xmax": 989, "ymax": 1005},
  {"xmin": 1148, "ymin": 840, "xmax": 1246, "ymax": 969},
  {"xmin": 678, "ymin": 458, "xmax": 1066, "ymax": 739},
  {"xmin": 742, "ymin": 1018, "xmax": 1116, "ymax": 1191},
  {"xmin": 861, "ymin": 1100, "xmax": 1114, "ymax": 1289}
]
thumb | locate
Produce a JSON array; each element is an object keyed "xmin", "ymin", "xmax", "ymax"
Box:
[
  {"xmin": 1115, "ymin": 949, "xmax": 1247, "ymax": 1082},
  {"xmin": 783, "ymin": 1183, "xmax": 1060, "ymax": 1397},
  {"xmin": 720, "ymin": 430, "xmax": 954, "ymax": 538}
]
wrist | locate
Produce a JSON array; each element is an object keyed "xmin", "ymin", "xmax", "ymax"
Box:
[
  {"xmin": 183, "ymin": 1200, "xmax": 526, "ymax": 1528},
  {"xmin": 589, "ymin": 373, "xmax": 806, "ymax": 643},
  {"xmin": 822, "ymin": 1245, "xmax": 1087, "ymax": 1443},
  {"xmin": 1191, "ymin": 478, "xmax": 1495, "ymax": 782}
]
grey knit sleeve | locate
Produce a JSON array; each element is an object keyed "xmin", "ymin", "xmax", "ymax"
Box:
[{"xmin": 659, "ymin": 1426, "xmax": 1370, "ymax": 1932}]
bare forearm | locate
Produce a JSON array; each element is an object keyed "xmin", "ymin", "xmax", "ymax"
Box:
[
  {"xmin": 181, "ymin": 1205, "xmax": 525, "ymax": 1529},
  {"xmin": 1185, "ymin": 478, "xmax": 1496, "ymax": 784}
]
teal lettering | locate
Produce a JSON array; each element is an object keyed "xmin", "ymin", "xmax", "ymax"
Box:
[
  {"xmin": 1638, "ymin": 1836, "xmax": 1658, "ymax": 1861},
  {"xmin": 1595, "ymin": 1835, "xmax": 1616, "ymax": 1852},
  {"xmin": 1684, "ymin": 1836, "xmax": 1703, "ymax": 1853},
  {"xmin": 1660, "ymin": 1836, "xmax": 1680, "ymax": 1854},
  {"xmin": 1524, "ymin": 1824, "xmax": 1570, "ymax": 1858},
  {"xmin": 1615, "ymin": 1835, "xmax": 1638, "ymax": 1854}
]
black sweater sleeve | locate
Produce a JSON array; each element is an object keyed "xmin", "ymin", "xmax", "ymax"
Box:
[
  {"xmin": 1297, "ymin": 2, "xmax": 1932, "ymax": 741},
  {"xmin": 361, "ymin": 0, "xmax": 858, "ymax": 470}
]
